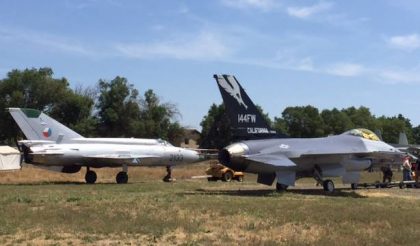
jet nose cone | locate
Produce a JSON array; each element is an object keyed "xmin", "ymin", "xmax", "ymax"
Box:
[{"xmin": 183, "ymin": 149, "xmax": 201, "ymax": 163}]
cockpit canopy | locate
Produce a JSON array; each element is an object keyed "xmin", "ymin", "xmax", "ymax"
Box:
[
  {"xmin": 342, "ymin": 128, "xmax": 381, "ymax": 141},
  {"xmin": 158, "ymin": 139, "xmax": 173, "ymax": 146}
]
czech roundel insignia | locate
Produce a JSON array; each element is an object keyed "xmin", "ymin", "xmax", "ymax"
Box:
[{"xmin": 42, "ymin": 127, "xmax": 52, "ymax": 138}]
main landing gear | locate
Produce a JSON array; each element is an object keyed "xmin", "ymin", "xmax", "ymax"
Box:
[
  {"xmin": 85, "ymin": 167, "xmax": 97, "ymax": 184},
  {"xmin": 116, "ymin": 165, "xmax": 128, "ymax": 184},
  {"xmin": 84, "ymin": 165, "xmax": 129, "ymax": 184},
  {"xmin": 276, "ymin": 183, "xmax": 289, "ymax": 192},
  {"xmin": 313, "ymin": 165, "xmax": 335, "ymax": 193}
]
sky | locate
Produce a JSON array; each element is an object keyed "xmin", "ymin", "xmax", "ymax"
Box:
[{"xmin": 1, "ymin": 0, "xmax": 420, "ymax": 129}]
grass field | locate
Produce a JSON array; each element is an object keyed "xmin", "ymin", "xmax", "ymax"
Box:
[{"xmin": 1, "ymin": 163, "xmax": 420, "ymax": 245}]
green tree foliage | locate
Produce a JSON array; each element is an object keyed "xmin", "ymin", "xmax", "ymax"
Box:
[
  {"xmin": 376, "ymin": 114, "xmax": 414, "ymax": 144},
  {"xmin": 321, "ymin": 108, "xmax": 354, "ymax": 135},
  {"xmin": 273, "ymin": 117, "xmax": 288, "ymax": 136},
  {"xmin": 282, "ymin": 106, "xmax": 325, "ymax": 137},
  {"xmin": 199, "ymin": 103, "xmax": 232, "ymax": 149},
  {"xmin": 95, "ymin": 78, "xmax": 182, "ymax": 143},
  {"xmin": 96, "ymin": 76, "xmax": 141, "ymax": 137},
  {"xmin": 0, "ymin": 68, "xmax": 94, "ymax": 144},
  {"xmin": 342, "ymin": 106, "xmax": 377, "ymax": 130},
  {"xmin": 140, "ymin": 89, "xmax": 183, "ymax": 142}
]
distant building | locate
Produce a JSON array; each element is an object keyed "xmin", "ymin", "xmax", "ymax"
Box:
[{"xmin": 176, "ymin": 129, "xmax": 200, "ymax": 149}]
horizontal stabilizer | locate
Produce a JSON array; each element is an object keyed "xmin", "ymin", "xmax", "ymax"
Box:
[{"xmin": 246, "ymin": 154, "xmax": 296, "ymax": 168}]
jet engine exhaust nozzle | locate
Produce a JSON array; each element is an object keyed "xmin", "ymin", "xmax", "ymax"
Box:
[{"xmin": 218, "ymin": 143, "xmax": 249, "ymax": 171}]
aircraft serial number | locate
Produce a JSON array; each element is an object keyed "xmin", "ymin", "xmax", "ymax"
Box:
[{"xmin": 169, "ymin": 154, "xmax": 184, "ymax": 162}]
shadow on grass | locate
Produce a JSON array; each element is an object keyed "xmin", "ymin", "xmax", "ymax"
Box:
[
  {"xmin": 183, "ymin": 188, "xmax": 367, "ymax": 198},
  {"xmin": 0, "ymin": 181, "xmax": 139, "ymax": 186}
]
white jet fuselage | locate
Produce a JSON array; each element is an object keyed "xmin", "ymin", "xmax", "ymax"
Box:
[{"xmin": 26, "ymin": 138, "xmax": 201, "ymax": 168}]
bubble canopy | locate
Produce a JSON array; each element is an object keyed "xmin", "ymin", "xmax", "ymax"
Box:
[{"xmin": 342, "ymin": 129, "xmax": 381, "ymax": 141}]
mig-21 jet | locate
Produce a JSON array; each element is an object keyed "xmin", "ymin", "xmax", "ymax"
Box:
[
  {"xmin": 8, "ymin": 108, "xmax": 202, "ymax": 184},
  {"xmin": 214, "ymin": 74, "xmax": 403, "ymax": 192}
]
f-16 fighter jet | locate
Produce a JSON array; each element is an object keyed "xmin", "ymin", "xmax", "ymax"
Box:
[
  {"xmin": 214, "ymin": 75, "xmax": 403, "ymax": 192},
  {"xmin": 8, "ymin": 108, "xmax": 201, "ymax": 184}
]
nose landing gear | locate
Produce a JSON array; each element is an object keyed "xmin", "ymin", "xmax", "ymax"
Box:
[{"xmin": 163, "ymin": 165, "xmax": 176, "ymax": 182}]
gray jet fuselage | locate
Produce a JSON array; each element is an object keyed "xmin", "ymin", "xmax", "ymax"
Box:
[{"xmin": 220, "ymin": 130, "xmax": 402, "ymax": 181}]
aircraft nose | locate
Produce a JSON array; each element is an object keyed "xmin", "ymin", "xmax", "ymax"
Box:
[
  {"xmin": 183, "ymin": 149, "xmax": 201, "ymax": 163},
  {"xmin": 219, "ymin": 143, "xmax": 249, "ymax": 171}
]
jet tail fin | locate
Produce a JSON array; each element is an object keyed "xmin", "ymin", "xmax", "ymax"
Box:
[
  {"xmin": 399, "ymin": 132, "xmax": 409, "ymax": 145},
  {"xmin": 214, "ymin": 74, "xmax": 282, "ymax": 140},
  {"xmin": 8, "ymin": 108, "xmax": 83, "ymax": 143}
]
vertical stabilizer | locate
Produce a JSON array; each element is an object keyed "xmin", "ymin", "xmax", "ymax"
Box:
[
  {"xmin": 399, "ymin": 132, "xmax": 409, "ymax": 146},
  {"xmin": 8, "ymin": 108, "xmax": 83, "ymax": 142},
  {"xmin": 214, "ymin": 74, "xmax": 279, "ymax": 140}
]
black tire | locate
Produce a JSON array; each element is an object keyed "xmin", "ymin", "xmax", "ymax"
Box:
[
  {"xmin": 351, "ymin": 183, "xmax": 358, "ymax": 190},
  {"xmin": 237, "ymin": 176, "xmax": 244, "ymax": 182},
  {"xmin": 276, "ymin": 183, "xmax": 288, "ymax": 192},
  {"xmin": 322, "ymin": 180, "xmax": 334, "ymax": 193},
  {"xmin": 222, "ymin": 171, "xmax": 233, "ymax": 182},
  {"xmin": 399, "ymin": 182, "xmax": 405, "ymax": 189},
  {"xmin": 85, "ymin": 170, "xmax": 97, "ymax": 184},
  {"xmin": 116, "ymin": 171, "xmax": 128, "ymax": 184}
]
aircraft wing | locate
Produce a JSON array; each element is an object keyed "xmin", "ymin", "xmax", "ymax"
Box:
[
  {"xmin": 83, "ymin": 154, "xmax": 158, "ymax": 159},
  {"xmin": 82, "ymin": 154, "xmax": 160, "ymax": 165},
  {"xmin": 245, "ymin": 154, "xmax": 297, "ymax": 168},
  {"xmin": 30, "ymin": 152, "xmax": 65, "ymax": 155}
]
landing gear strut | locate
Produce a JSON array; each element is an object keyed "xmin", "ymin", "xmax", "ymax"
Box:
[
  {"xmin": 163, "ymin": 165, "xmax": 175, "ymax": 182},
  {"xmin": 85, "ymin": 167, "xmax": 97, "ymax": 184},
  {"xmin": 313, "ymin": 165, "xmax": 335, "ymax": 193},
  {"xmin": 276, "ymin": 183, "xmax": 288, "ymax": 192},
  {"xmin": 116, "ymin": 165, "xmax": 128, "ymax": 184}
]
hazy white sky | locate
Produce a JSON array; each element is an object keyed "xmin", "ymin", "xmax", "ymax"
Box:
[{"xmin": 1, "ymin": 0, "xmax": 420, "ymax": 128}]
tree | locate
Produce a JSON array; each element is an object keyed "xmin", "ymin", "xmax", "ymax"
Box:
[
  {"xmin": 0, "ymin": 68, "xmax": 94, "ymax": 144},
  {"xmin": 49, "ymin": 87, "xmax": 97, "ymax": 137},
  {"xmin": 282, "ymin": 106, "xmax": 325, "ymax": 137},
  {"xmin": 342, "ymin": 106, "xmax": 377, "ymax": 130},
  {"xmin": 273, "ymin": 117, "xmax": 288, "ymax": 136},
  {"xmin": 376, "ymin": 115, "xmax": 414, "ymax": 144},
  {"xmin": 199, "ymin": 103, "xmax": 232, "ymax": 149},
  {"xmin": 96, "ymin": 76, "xmax": 141, "ymax": 137},
  {"xmin": 321, "ymin": 108, "xmax": 354, "ymax": 135},
  {"xmin": 139, "ymin": 89, "xmax": 183, "ymax": 143}
]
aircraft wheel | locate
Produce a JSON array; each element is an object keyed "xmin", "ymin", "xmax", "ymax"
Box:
[
  {"xmin": 237, "ymin": 176, "xmax": 244, "ymax": 182},
  {"xmin": 323, "ymin": 180, "xmax": 335, "ymax": 193},
  {"xmin": 116, "ymin": 171, "xmax": 128, "ymax": 184},
  {"xmin": 276, "ymin": 183, "xmax": 288, "ymax": 192},
  {"xmin": 85, "ymin": 170, "xmax": 97, "ymax": 184},
  {"xmin": 351, "ymin": 183, "xmax": 358, "ymax": 190},
  {"xmin": 399, "ymin": 181, "xmax": 405, "ymax": 189},
  {"xmin": 222, "ymin": 171, "xmax": 233, "ymax": 182}
]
